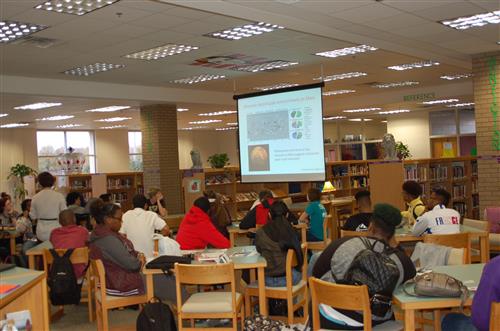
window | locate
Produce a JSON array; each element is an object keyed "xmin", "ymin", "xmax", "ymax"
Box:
[
  {"xmin": 37, "ymin": 131, "xmax": 96, "ymax": 173},
  {"xmin": 128, "ymin": 131, "xmax": 143, "ymax": 171}
]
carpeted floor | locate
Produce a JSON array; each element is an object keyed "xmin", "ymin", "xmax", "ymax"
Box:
[{"xmin": 50, "ymin": 305, "xmax": 137, "ymax": 331}]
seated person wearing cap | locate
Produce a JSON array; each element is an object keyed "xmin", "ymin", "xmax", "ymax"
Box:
[
  {"xmin": 312, "ymin": 204, "xmax": 416, "ymax": 330},
  {"xmin": 342, "ymin": 190, "xmax": 372, "ymax": 232},
  {"xmin": 412, "ymin": 188, "xmax": 460, "ymax": 236},
  {"xmin": 401, "ymin": 181, "xmax": 426, "ymax": 226}
]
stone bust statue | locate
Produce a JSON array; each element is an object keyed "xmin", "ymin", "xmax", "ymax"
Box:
[
  {"xmin": 382, "ymin": 133, "xmax": 397, "ymax": 160},
  {"xmin": 190, "ymin": 150, "xmax": 203, "ymax": 169}
]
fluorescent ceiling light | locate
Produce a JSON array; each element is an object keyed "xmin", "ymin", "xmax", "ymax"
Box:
[
  {"xmin": 0, "ymin": 114, "xmax": 8, "ymax": 118},
  {"xmin": 56, "ymin": 124, "xmax": 82, "ymax": 129},
  {"xmin": 63, "ymin": 63, "xmax": 125, "ymax": 76},
  {"xmin": 372, "ymin": 81, "xmax": 419, "ymax": 89},
  {"xmin": 348, "ymin": 118, "xmax": 373, "ymax": 122},
  {"xmin": 216, "ymin": 127, "xmax": 237, "ymax": 131},
  {"xmin": 422, "ymin": 99, "xmax": 459, "ymax": 105},
  {"xmin": 189, "ymin": 119, "xmax": 222, "ymax": 124},
  {"xmin": 124, "ymin": 44, "xmax": 199, "ymax": 60},
  {"xmin": 85, "ymin": 106, "xmax": 130, "ymax": 113},
  {"xmin": 0, "ymin": 123, "xmax": 29, "ymax": 128},
  {"xmin": 204, "ymin": 22, "xmax": 284, "ymax": 40},
  {"xmin": 35, "ymin": 0, "xmax": 120, "ymax": 16},
  {"xmin": 227, "ymin": 122, "xmax": 238, "ymax": 126},
  {"xmin": 0, "ymin": 20, "xmax": 47, "ymax": 43},
  {"xmin": 171, "ymin": 74, "xmax": 226, "ymax": 84},
  {"xmin": 199, "ymin": 110, "xmax": 236, "ymax": 116},
  {"xmin": 95, "ymin": 117, "xmax": 132, "ymax": 122},
  {"xmin": 37, "ymin": 115, "xmax": 75, "ymax": 121},
  {"xmin": 440, "ymin": 74, "xmax": 472, "ymax": 80},
  {"xmin": 378, "ymin": 110, "xmax": 410, "ymax": 114},
  {"xmin": 322, "ymin": 90, "xmax": 355, "ymax": 96},
  {"xmin": 100, "ymin": 125, "xmax": 126, "ymax": 129},
  {"xmin": 314, "ymin": 72, "xmax": 367, "ymax": 82},
  {"xmin": 180, "ymin": 126, "xmax": 207, "ymax": 130},
  {"xmin": 323, "ymin": 116, "xmax": 346, "ymax": 120},
  {"xmin": 236, "ymin": 60, "xmax": 298, "ymax": 72},
  {"xmin": 343, "ymin": 107, "xmax": 381, "ymax": 113},
  {"xmin": 446, "ymin": 102, "xmax": 475, "ymax": 108},
  {"xmin": 440, "ymin": 11, "xmax": 500, "ymax": 30},
  {"xmin": 254, "ymin": 83, "xmax": 299, "ymax": 91},
  {"xmin": 315, "ymin": 45, "xmax": 377, "ymax": 58},
  {"xmin": 177, "ymin": 108, "xmax": 189, "ymax": 112},
  {"xmin": 14, "ymin": 102, "xmax": 62, "ymax": 110},
  {"xmin": 388, "ymin": 60, "xmax": 439, "ymax": 71}
]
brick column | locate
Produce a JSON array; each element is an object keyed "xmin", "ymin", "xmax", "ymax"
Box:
[
  {"xmin": 472, "ymin": 52, "xmax": 500, "ymax": 218},
  {"xmin": 140, "ymin": 104, "xmax": 183, "ymax": 214}
]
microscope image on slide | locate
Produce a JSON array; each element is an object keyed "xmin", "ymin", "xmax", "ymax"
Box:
[{"xmin": 248, "ymin": 144, "xmax": 270, "ymax": 171}]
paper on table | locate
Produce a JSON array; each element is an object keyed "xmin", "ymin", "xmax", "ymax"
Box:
[{"xmin": 0, "ymin": 284, "xmax": 20, "ymax": 294}]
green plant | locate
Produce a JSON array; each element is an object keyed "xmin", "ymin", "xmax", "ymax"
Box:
[
  {"xmin": 207, "ymin": 153, "xmax": 230, "ymax": 168},
  {"xmin": 7, "ymin": 164, "xmax": 37, "ymax": 202},
  {"xmin": 395, "ymin": 141, "xmax": 412, "ymax": 160}
]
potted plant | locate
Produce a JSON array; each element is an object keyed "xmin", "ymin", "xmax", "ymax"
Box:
[
  {"xmin": 7, "ymin": 164, "xmax": 37, "ymax": 203},
  {"xmin": 395, "ymin": 142, "xmax": 412, "ymax": 160},
  {"xmin": 207, "ymin": 153, "xmax": 230, "ymax": 168}
]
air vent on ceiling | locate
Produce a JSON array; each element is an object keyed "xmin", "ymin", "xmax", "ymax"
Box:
[{"xmin": 11, "ymin": 36, "xmax": 58, "ymax": 48}]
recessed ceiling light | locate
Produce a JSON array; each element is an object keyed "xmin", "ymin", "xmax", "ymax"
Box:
[
  {"xmin": 37, "ymin": 115, "xmax": 75, "ymax": 121},
  {"xmin": 348, "ymin": 118, "xmax": 373, "ymax": 122},
  {"xmin": 189, "ymin": 119, "xmax": 222, "ymax": 124},
  {"xmin": 204, "ymin": 22, "xmax": 284, "ymax": 40},
  {"xmin": 124, "ymin": 44, "xmax": 199, "ymax": 60},
  {"xmin": 216, "ymin": 127, "xmax": 237, "ymax": 131},
  {"xmin": 236, "ymin": 60, "xmax": 298, "ymax": 72},
  {"xmin": 180, "ymin": 126, "xmax": 208, "ymax": 130},
  {"xmin": 100, "ymin": 125, "xmax": 126, "ymax": 129},
  {"xmin": 446, "ymin": 102, "xmax": 475, "ymax": 108},
  {"xmin": 314, "ymin": 72, "xmax": 367, "ymax": 82},
  {"xmin": 323, "ymin": 116, "xmax": 346, "ymax": 120},
  {"xmin": 199, "ymin": 110, "xmax": 236, "ymax": 116},
  {"xmin": 0, "ymin": 20, "xmax": 47, "ymax": 43},
  {"xmin": 171, "ymin": 74, "xmax": 226, "ymax": 84},
  {"xmin": 378, "ymin": 110, "xmax": 411, "ymax": 114},
  {"xmin": 422, "ymin": 99, "xmax": 459, "ymax": 105},
  {"xmin": 322, "ymin": 90, "xmax": 356, "ymax": 96},
  {"xmin": 440, "ymin": 74, "xmax": 473, "ymax": 80},
  {"xmin": 254, "ymin": 83, "xmax": 299, "ymax": 91},
  {"xmin": 35, "ymin": 0, "xmax": 120, "ymax": 16},
  {"xmin": 56, "ymin": 124, "xmax": 82, "ymax": 129},
  {"xmin": 85, "ymin": 106, "xmax": 130, "ymax": 113},
  {"xmin": 0, "ymin": 114, "xmax": 8, "ymax": 118},
  {"xmin": 0, "ymin": 123, "xmax": 29, "ymax": 128},
  {"xmin": 372, "ymin": 81, "xmax": 419, "ymax": 89},
  {"xmin": 95, "ymin": 117, "xmax": 132, "ymax": 122},
  {"xmin": 177, "ymin": 108, "xmax": 189, "ymax": 112},
  {"xmin": 388, "ymin": 60, "xmax": 439, "ymax": 71},
  {"xmin": 14, "ymin": 102, "xmax": 62, "ymax": 110},
  {"xmin": 63, "ymin": 63, "xmax": 125, "ymax": 76},
  {"xmin": 315, "ymin": 45, "xmax": 377, "ymax": 58},
  {"xmin": 440, "ymin": 11, "xmax": 500, "ymax": 30},
  {"xmin": 343, "ymin": 107, "xmax": 381, "ymax": 113},
  {"xmin": 227, "ymin": 122, "xmax": 238, "ymax": 126}
]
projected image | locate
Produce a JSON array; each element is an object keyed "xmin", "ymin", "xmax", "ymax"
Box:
[
  {"xmin": 291, "ymin": 131, "xmax": 303, "ymax": 139},
  {"xmin": 291, "ymin": 120, "xmax": 302, "ymax": 128},
  {"xmin": 247, "ymin": 111, "xmax": 289, "ymax": 142},
  {"xmin": 248, "ymin": 145, "xmax": 270, "ymax": 171},
  {"xmin": 290, "ymin": 110, "xmax": 302, "ymax": 118}
]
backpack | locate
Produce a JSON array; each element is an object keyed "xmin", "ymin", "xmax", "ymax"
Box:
[
  {"xmin": 47, "ymin": 249, "xmax": 81, "ymax": 306},
  {"xmin": 339, "ymin": 238, "xmax": 400, "ymax": 318},
  {"xmin": 136, "ymin": 297, "xmax": 177, "ymax": 331}
]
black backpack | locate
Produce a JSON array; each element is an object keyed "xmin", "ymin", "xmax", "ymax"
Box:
[
  {"xmin": 47, "ymin": 249, "xmax": 81, "ymax": 306},
  {"xmin": 339, "ymin": 238, "xmax": 400, "ymax": 317},
  {"xmin": 136, "ymin": 297, "xmax": 177, "ymax": 331}
]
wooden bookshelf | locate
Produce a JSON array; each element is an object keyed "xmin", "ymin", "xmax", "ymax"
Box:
[
  {"xmin": 68, "ymin": 174, "xmax": 93, "ymax": 201},
  {"xmin": 106, "ymin": 172, "xmax": 143, "ymax": 211}
]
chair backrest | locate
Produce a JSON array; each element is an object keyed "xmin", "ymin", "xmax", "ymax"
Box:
[
  {"xmin": 423, "ymin": 233, "xmax": 471, "ymax": 263},
  {"xmin": 463, "ymin": 218, "xmax": 488, "ymax": 231},
  {"xmin": 43, "ymin": 247, "xmax": 89, "ymax": 272},
  {"xmin": 322, "ymin": 215, "xmax": 332, "ymax": 242},
  {"xmin": 90, "ymin": 259, "xmax": 106, "ymax": 303},
  {"xmin": 285, "ymin": 244, "xmax": 308, "ymax": 287},
  {"xmin": 309, "ymin": 277, "xmax": 372, "ymax": 331},
  {"xmin": 491, "ymin": 302, "xmax": 500, "ymax": 331},
  {"xmin": 340, "ymin": 229, "xmax": 370, "ymax": 238}
]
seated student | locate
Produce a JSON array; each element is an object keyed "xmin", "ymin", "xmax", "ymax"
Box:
[
  {"xmin": 312, "ymin": 204, "xmax": 416, "ymax": 330},
  {"xmin": 176, "ymin": 197, "xmax": 230, "ymax": 250},
  {"xmin": 147, "ymin": 188, "xmax": 168, "ymax": 218},
  {"xmin": 204, "ymin": 191, "xmax": 232, "ymax": 239},
  {"xmin": 299, "ymin": 188, "xmax": 327, "ymax": 242},
  {"xmin": 239, "ymin": 192, "xmax": 274, "ymax": 230},
  {"xmin": 343, "ymin": 190, "xmax": 372, "ymax": 232},
  {"xmin": 0, "ymin": 196, "xmax": 17, "ymax": 226},
  {"xmin": 441, "ymin": 255, "xmax": 500, "ymax": 331},
  {"xmin": 16, "ymin": 199, "xmax": 37, "ymax": 246},
  {"xmin": 120, "ymin": 194, "xmax": 170, "ymax": 258},
  {"xmin": 412, "ymin": 188, "xmax": 460, "ymax": 236},
  {"xmin": 66, "ymin": 191, "xmax": 87, "ymax": 216},
  {"xmin": 255, "ymin": 201, "xmax": 303, "ymax": 287},
  {"xmin": 50, "ymin": 209, "xmax": 89, "ymax": 280},
  {"xmin": 250, "ymin": 190, "xmax": 273, "ymax": 210},
  {"xmin": 401, "ymin": 180, "xmax": 426, "ymax": 225}
]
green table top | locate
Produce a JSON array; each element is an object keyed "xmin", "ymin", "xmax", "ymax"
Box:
[{"xmin": 0, "ymin": 267, "xmax": 44, "ymax": 301}]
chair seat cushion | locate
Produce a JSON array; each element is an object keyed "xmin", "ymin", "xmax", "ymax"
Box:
[
  {"xmin": 319, "ymin": 320, "xmax": 402, "ymax": 331},
  {"xmin": 247, "ymin": 279, "xmax": 306, "ymax": 292},
  {"xmin": 182, "ymin": 292, "xmax": 241, "ymax": 313}
]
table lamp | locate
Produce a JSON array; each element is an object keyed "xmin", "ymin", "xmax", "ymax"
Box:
[{"xmin": 322, "ymin": 180, "xmax": 336, "ymax": 201}]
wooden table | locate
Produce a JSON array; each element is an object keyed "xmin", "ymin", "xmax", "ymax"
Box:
[
  {"xmin": 227, "ymin": 222, "xmax": 308, "ymax": 247},
  {"xmin": 26, "ymin": 240, "xmax": 53, "ymax": 269},
  {"xmin": 143, "ymin": 246, "xmax": 269, "ymax": 316},
  {"xmin": 0, "ymin": 226, "xmax": 18, "ymax": 256},
  {"xmin": 0, "ymin": 267, "xmax": 50, "ymax": 331},
  {"xmin": 393, "ymin": 263, "xmax": 484, "ymax": 331}
]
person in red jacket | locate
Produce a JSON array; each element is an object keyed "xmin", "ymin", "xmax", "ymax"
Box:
[{"xmin": 176, "ymin": 197, "xmax": 230, "ymax": 250}]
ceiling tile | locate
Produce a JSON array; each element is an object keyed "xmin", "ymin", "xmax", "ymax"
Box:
[
  {"xmin": 136, "ymin": 29, "xmax": 195, "ymax": 43},
  {"xmin": 164, "ymin": 6, "xmax": 214, "ymax": 20},
  {"xmin": 85, "ymin": 4, "xmax": 155, "ymax": 23},
  {"xmin": 168, "ymin": 20, "xmax": 228, "ymax": 35},
  {"xmin": 103, "ymin": 23, "xmax": 156, "ymax": 38},
  {"xmin": 128, "ymin": 13, "xmax": 191, "ymax": 29},
  {"xmin": 34, "ymin": 16, "xmax": 118, "ymax": 40},
  {"xmin": 327, "ymin": 3, "xmax": 403, "ymax": 23},
  {"xmin": 293, "ymin": 0, "xmax": 373, "ymax": 14},
  {"xmin": 362, "ymin": 13, "xmax": 431, "ymax": 31},
  {"xmin": 382, "ymin": 0, "xmax": 464, "ymax": 13},
  {"xmin": 11, "ymin": 8, "xmax": 75, "ymax": 26},
  {"xmin": 412, "ymin": 1, "xmax": 487, "ymax": 21},
  {"xmin": 118, "ymin": 0, "xmax": 176, "ymax": 12},
  {"xmin": 0, "ymin": 4, "xmax": 31, "ymax": 19},
  {"xmin": 468, "ymin": 0, "xmax": 500, "ymax": 11}
]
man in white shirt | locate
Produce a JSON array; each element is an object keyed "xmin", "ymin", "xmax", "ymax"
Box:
[
  {"xmin": 412, "ymin": 188, "xmax": 460, "ymax": 236},
  {"xmin": 120, "ymin": 194, "xmax": 170, "ymax": 258}
]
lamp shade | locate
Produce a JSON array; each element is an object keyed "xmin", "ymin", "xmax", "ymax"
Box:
[{"xmin": 322, "ymin": 181, "xmax": 335, "ymax": 193}]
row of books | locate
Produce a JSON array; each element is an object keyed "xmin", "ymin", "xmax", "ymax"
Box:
[
  {"xmin": 205, "ymin": 174, "xmax": 232, "ymax": 185},
  {"xmin": 349, "ymin": 165, "xmax": 368, "ymax": 176},
  {"xmin": 332, "ymin": 166, "xmax": 349, "ymax": 177},
  {"xmin": 471, "ymin": 161, "xmax": 478, "ymax": 176},
  {"xmin": 110, "ymin": 192, "xmax": 128, "ymax": 203},
  {"xmin": 453, "ymin": 202, "xmax": 467, "ymax": 217},
  {"xmin": 404, "ymin": 166, "xmax": 428, "ymax": 181},
  {"xmin": 452, "ymin": 165, "xmax": 465, "ymax": 179},
  {"xmin": 430, "ymin": 166, "xmax": 448, "ymax": 181},
  {"xmin": 452, "ymin": 185, "xmax": 466, "ymax": 199},
  {"xmin": 472, "ymin": 180, "xmax": 478, "ymax": 194},
  {"xmin": 235, "ymin": 192, "xmax": 258, "ymax": 202},
  {"xmin": 71, "ymin": 179, "xmax": 91, "ymax": 189},
  {"xmin": 107, "ymin": 178, "xmax": 132, "ymax": 189},
  {"xmin": 351, "ymin": 177, "xmax": 368, "ymax": 188},
  {"xmin": 332, "ymin": 179, "xmax": 344, "ymax": 190}
]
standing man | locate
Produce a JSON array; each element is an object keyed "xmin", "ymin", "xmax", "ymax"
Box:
[{"xmin": 147, "ymin": 188, "xmax": 168, "ymax": 218}]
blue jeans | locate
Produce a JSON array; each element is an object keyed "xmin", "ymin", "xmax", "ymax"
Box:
[
  {"xmin": 265, "ymin": 268, "xmax": 302, "ymax": 287},
  {"xmin": 441, "ymin": 313, "xmax": 478, "ymax": 331}
]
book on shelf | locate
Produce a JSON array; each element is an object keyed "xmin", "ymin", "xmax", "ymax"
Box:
[
  {"xmin": 471, "ymin": 180, "xmax": 478, "ymax": 193},
  {"xmin": 453, "ymin": 202, "xmax": 467, "ymax": 217},
  {"xmin": 71, "ymin": 179, "xmax": 91, "ymax": 189},
  {"xmin": 107, "ymin": 177, "xmax": 132, "ymax": 189},
  {"xmin": 205, "ymin": 174, "xmax": 232, "ymax": 185},
  {"xmin": 351, "ymin": 177, "xmax": 368, "ymax": 188},
  {"xmin": 452, "ymin": 185, "xmax": 466, "ymax": 199},
  {"xmin": 235, "ymin": 192, "xmax": 258, "ymax": 202},
  {"xmin": 452, "ymin": 165, "xmax": 465, "ymax": 179},
  {"xmin": 332, "ymin": 166, "xmax": 349, "ymax": 177},
  {"xmin": 332, "ymin": 179, "xmax": 343, "ymax": 190},
  {"xmin": 430, "ymin": 165, "xmax": 448, "ymax": 181},
  {"xmin": 350, "ymin": 164, "xmax": 368, "ymax": 176},
  {"xmin": 404, "ymin": 166, "xmax": 427, "ymax": 181}
]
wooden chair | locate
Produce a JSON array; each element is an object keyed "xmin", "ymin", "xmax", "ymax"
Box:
[
  {"xmin": 43, "ymin": 247, "xmax": 93, "ymax": 322},
  {"xmin": 309, "ymin": 277, "xmax": 402, "ymax": 331},
  {"xmin": 308, "ymin": 215, "xmax": 332, "ymax": 251},
  {"xmin": 175, "ymin": 262, "xmax": 244, "ymax": 331},
  {"xmin": 340, "ymin": 229, "xmax": 370, "ymax": 238},
  {"xmin": 90, "ymin": 259, "xmax": 148, "ymax": 331},
  {"xmin": 491, "ymin": 302, "xmax": 500, "ymax": 331},
  {"xmin": 423, "ymin": 233, "xmax": 471, "ymax": 264},
  {"xmin": 245, "ymin": 244, "xmax": 308, "ymax": 325}
]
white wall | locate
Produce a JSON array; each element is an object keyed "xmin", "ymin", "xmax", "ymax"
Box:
[
  {"xmin": 387, "ymin": 111, "xmax": 431, "ymax": 159},
  {"xmin": 94, "ymin": 130, "xmax": 130, "ymax": 173}
]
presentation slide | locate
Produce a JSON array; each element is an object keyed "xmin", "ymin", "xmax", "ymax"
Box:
[{"xmin": 237, "ymin": 85, "xmax": 325, "ymax": 183}]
